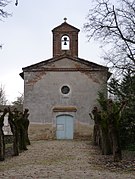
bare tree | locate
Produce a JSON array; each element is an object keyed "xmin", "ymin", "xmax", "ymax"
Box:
[
  {"xmin": 84, "ymin": 0, "xmax": 135, "ymax": 74},
  {"xmin": 0, "ymin": 84, "xmax": 7, "ymax": 105},
  {"xmin": 0, "ymin": 0, "xmax": 11, "ymax": 20},
  {"xmin": 0, "ymin": 0, "xmax": 18, "ymax": 19},
  {"xmin": 0, "ymin": 0, "xmax": 11, "ymax": 49},
  {"xmin": 0, "ymin": 0, "xmax": 18, "ymax": 48}
]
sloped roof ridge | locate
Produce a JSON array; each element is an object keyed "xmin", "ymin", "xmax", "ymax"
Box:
[
  {"xmin": 22, "ymin": 54, "xmax": 108, "ymax": 70},
  {"xmin": 76, "ymin": 57, "xmax": 108, "ymax": 69},
  {"xmin": 52, "ymin": 22, "xmax": 80, "ymax": 32},
  {"xmin": 22, "ymin": 57, "xmax": 54, "ymax": 70},
  {"xmin": 22, "ymin": 55, "xmax": 70, "ymax": 70}
]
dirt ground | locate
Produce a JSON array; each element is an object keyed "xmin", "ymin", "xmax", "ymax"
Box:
[{"xmin": 0, "ymin": 124, "xmax": 134, "ymax": 179}]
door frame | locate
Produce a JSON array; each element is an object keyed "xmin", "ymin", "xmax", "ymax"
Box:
[
  {"xmin": 56, "ymin": 114, "xmax": 74, "ymax": 139},
  {"xmin": 52, "ymin": 107, "xmax": 77, "ymax": 139}
]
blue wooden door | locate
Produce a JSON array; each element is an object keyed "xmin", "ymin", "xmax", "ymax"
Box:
[{"xmin": 56, "ymin": 115, "xmax": 73, "ymax": 139}]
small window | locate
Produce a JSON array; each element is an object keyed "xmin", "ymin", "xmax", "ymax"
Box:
[
  {"xmin": 61, "ymin": 85, "xmax": 70, "ymax": 94},
  {"xmin": 61, "ymin": 35, "xmax": 70, "ymax": 50}
]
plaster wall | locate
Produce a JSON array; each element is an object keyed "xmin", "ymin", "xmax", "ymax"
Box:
[{"xmin": 24, "ymin": 69, "xmax": 107, "ymax": 126}]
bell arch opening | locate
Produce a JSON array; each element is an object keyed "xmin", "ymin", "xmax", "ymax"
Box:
[{"xmin": 61, "ymin": 35, "xmax": 70, "ymax": 50}]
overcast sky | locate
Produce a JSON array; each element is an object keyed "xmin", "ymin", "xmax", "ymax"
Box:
[{"xmin": 0, "ymin": 0, "xmax": 105, "ymax": 104}]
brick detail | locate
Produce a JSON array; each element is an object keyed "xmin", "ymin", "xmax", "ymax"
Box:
[{"xmin": 52, "ymin": 22, "xmax": 79, "ymax": 58}]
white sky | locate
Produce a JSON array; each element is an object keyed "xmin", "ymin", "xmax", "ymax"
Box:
[{"xmin": 0, "ymin": 0, "xmax": 105, "ymax": 104}]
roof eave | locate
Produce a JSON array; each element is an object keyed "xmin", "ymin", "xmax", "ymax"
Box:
[{"xmin": 19, "ymin": 72, "xmax": 24, "ymax": 79}]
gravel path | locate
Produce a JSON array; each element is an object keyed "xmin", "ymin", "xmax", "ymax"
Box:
[{"xmin": 0, "ymin": 140, "xmax": 135, "ymax": 179}]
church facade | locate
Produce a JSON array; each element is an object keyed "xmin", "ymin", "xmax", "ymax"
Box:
[{"xmin": 20, "ymin": 20, "xmax": 110, "ymax": 139}]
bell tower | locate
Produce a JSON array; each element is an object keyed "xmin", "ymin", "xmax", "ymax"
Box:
[{"xmin": 52, "ymin": 18, "xmax": 80, "ymax": 58}]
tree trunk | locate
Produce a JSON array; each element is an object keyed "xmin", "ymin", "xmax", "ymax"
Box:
[
  {"xmin": 109, "ymin": 125, "xmax": 122, "ymax": 162},
  {"xmin": 93, "ymin": 124, "xmax": 101, "ymax": 146},
  {"xmin": 23, "ymin": 109, "xmax": 30, "ymax": 145},
  {"xmin": 13, "ymin": 129, "xmax": 19, "ymax": 156},
  {"xmin": 0, "ymin": 109, "xmax": 8, "ymax": 161},
  {"xmin": 100, "ymin": 126, "xmax": 112, "ymax": 155},
  {"xmin": 0, "ymin": 129, "xmax": 5, "ymax": 161},
  {"xmin": 8, "ymin": 113, "xmax": 19, "ymax": 156},
  {"xmin": 19, "ymin": 126, "xmax": 27, "ymax": 151}
]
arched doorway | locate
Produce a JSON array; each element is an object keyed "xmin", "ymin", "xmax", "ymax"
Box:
[{"xmin": 56, "ymin": 114, "xmax": 74, "ymax": 139}]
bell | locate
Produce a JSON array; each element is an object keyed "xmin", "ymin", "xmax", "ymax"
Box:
[
  {"xmin": 64, "ymin": 41, "xmax": 67, "ymax": 45},
  {"xmin": 64, "ymin": 37, "xmax": 67, "ymax": 41},
  {"xmin": 63, "ymin": 37, "xmax": 67, "ymax": 45}
]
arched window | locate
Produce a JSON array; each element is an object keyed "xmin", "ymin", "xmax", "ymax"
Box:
[{"xmin": 61, "ymin": 35, "xmax": 70, "ymax": 50}]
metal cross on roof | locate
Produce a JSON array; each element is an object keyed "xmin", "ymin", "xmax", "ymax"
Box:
[{"xmin": 64, "ymin": 17, "xmax": 67, "ymax": 22}]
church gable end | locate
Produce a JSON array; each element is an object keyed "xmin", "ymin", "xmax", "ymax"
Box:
[
  {"xmin": 21, "ymin": 56, "xmax": 108, "ymax": 76},
  {"xmin": 20, "ymin": 19, "xmax": 111, "ymax": 140}
]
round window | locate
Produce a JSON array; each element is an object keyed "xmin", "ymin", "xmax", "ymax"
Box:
[{"xmin": 61, "ymin": 85, "xmax": 70, "ymax": 94}]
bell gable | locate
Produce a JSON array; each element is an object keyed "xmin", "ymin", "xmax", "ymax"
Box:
[{"xmin": 52, "ymin": 19, "xmax": 80, "ymax": 58}]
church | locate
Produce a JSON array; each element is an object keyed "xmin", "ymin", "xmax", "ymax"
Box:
[{"xmin": 20, "ymin": 19, "xmax": 110, "ymax": 139}]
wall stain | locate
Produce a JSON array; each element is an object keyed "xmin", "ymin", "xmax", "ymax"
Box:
[{"xmin": 26, "ymin": 71, "xmax": 46, "ymax": 85}]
